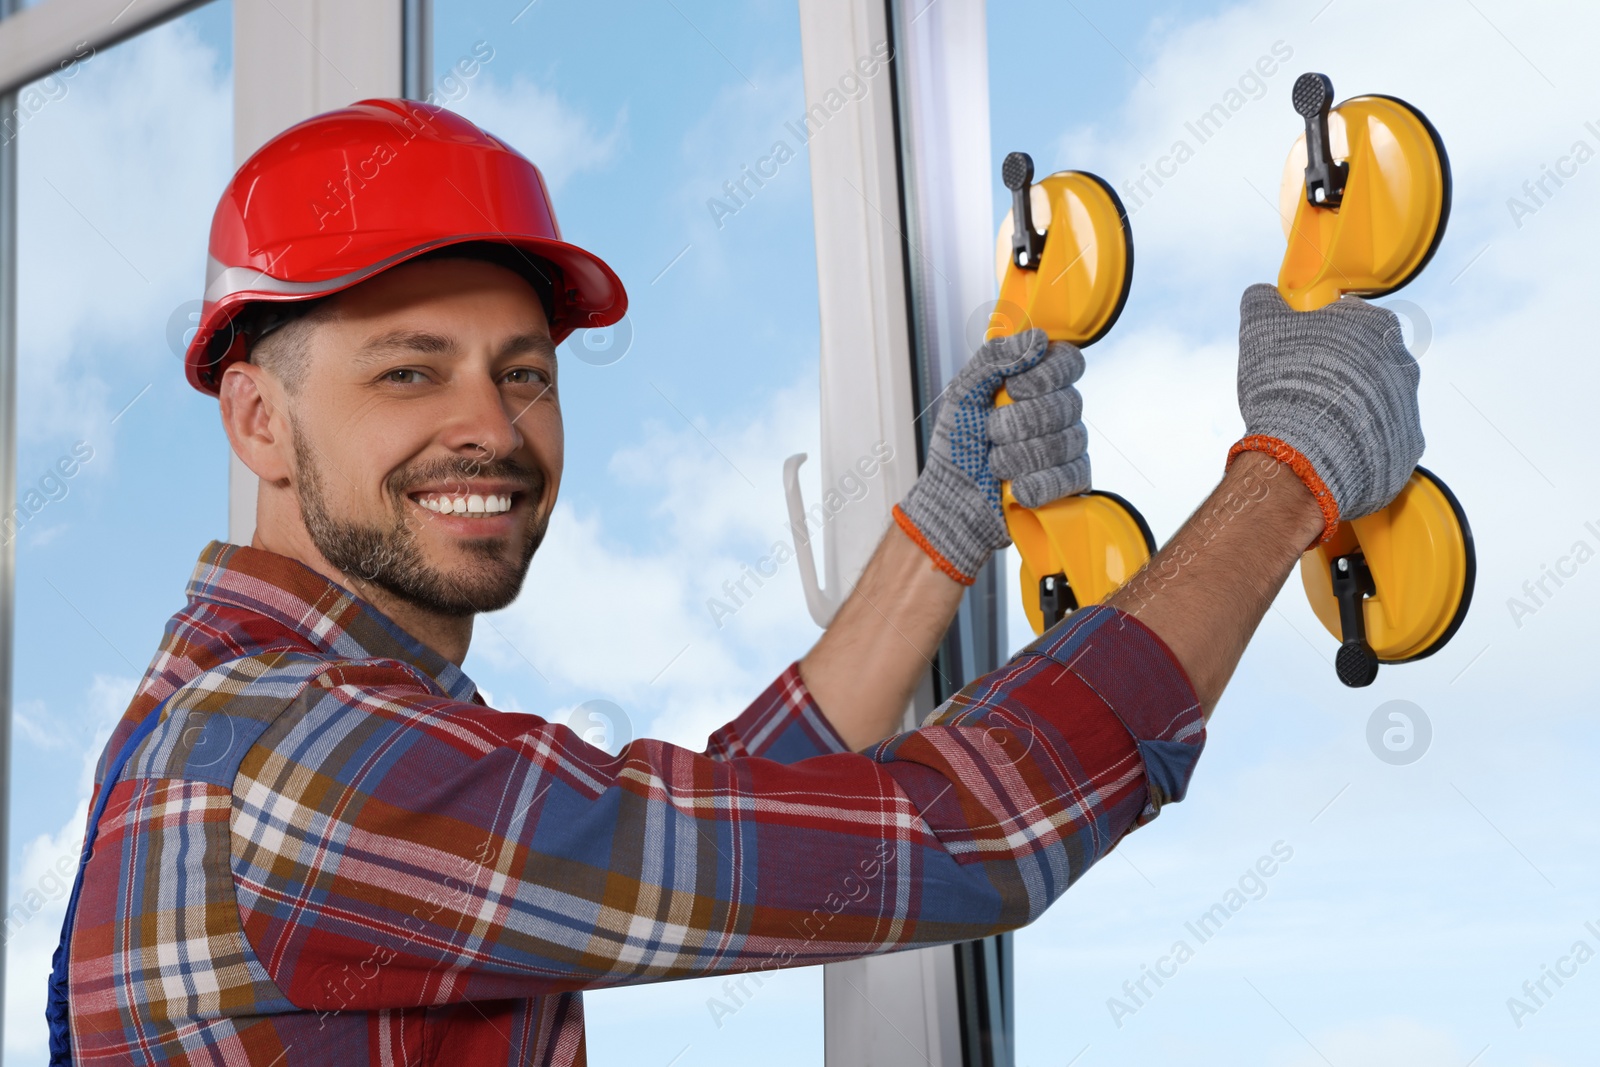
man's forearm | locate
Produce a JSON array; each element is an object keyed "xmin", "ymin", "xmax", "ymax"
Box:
[
  {"xmin": 1106, "ymin": 451, "xmax": 1324, "ymax": 716},
  {"xmin": 801, "ymin": 450, "xmax": 1322, "ymax": 745},
  {"xmin": 798, "ymin": 523, "xmax": 966, "ymax": 750}
]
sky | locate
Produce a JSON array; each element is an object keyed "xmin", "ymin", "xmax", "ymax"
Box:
[
  {"xmin": 983, "ymin": 2, "xmax": 1600, "ymax": 1065},
  {"xmin": 4, "ymin": 0, "xmax": 1598, "ymax": 1065}
]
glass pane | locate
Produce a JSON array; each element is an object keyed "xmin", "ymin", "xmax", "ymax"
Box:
[
  {"xmin": 431, "ymin": 2, "xmax": 826, "ymax": 1063},
  {"xmin": 5, "ymin": 4, "xmax": 232, "ymax": 1062},
  {"xmin": 992, "ymin": 2, "xmax": 1599, "ymax": 1062}
]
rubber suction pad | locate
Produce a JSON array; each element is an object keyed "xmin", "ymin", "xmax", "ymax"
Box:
[
  {"xmin": 1300, "ymin": 467, "xmax": 1475, "ymax": 665},
  {"xmin": 1007, "ymin": 488, "xmax": 1156, "ymax": 637},
  {"xmin": 990, "ymin": 170, "xmax": 1133, "ymax": 346},
  {"xmin": 1277, "ymin": 93, "xmax": 1451, "ymax": 310}
]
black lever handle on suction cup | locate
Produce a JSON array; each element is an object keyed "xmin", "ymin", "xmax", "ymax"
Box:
[
  {"xmin": 1330, "ymin": 553, "xmax": 1379, "ymax": 687},
  {"xmin": 1038, "ymin": 572, "xmax": 1077, "ymax": 630},
  {"xmin": 1292, "ymin": 73, "xmax": 1349, "ymax": 209},
  {"xmin": 1003, "ymin": 151, "xmax": 1046, "ymax": 271}
]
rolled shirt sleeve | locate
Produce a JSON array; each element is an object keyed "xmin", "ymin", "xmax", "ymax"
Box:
[{"xmin": 702, "ymin": 663, "xmax": 852, "ymax": 763}]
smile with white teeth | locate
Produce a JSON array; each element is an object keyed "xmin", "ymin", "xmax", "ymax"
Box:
[{"xmin": 413, "ymin": 492, "xmax": 515, "ymax": 516}]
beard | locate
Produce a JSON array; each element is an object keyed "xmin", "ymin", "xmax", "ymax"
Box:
[{"xmin": 292, "ymin": 425, "xmax": 548, "ymax": 617}]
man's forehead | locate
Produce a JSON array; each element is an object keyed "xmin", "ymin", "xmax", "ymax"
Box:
[{"xmin": 337, "ymin": 257, "xmax": 551, "ymax": 332}]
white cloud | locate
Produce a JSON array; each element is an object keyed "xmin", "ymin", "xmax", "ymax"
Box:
[
  {"xmin": 11, "ymin": 701, "xmax": 65, "ymax": 752},
  {"xmin": 630, "ymin": 50, "xmax": 875, "ymax": 301},
  {"xmin": 3, "ymin": 796, "xmax": 92, "ymax": 1065},
  {"xmin": 5, "ymin": 673, "xmax": 136, "ymax": 1065},
  {"xmin": 1278, "ymin": 1017, "xmax": 1476, "ymax": 1067},
  {"xmin": 1046, "ymin": 0, "xmax": 1600, "ymax": 319},
  {"xmin": 16, "ymin": 16, "xmax": 231, "ymax": 462},
  {"xmin": 449, "ymin": 73, "xmax": 626, "ymax": 193}
]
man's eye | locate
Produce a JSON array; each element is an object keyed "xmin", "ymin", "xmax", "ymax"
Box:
[
  {"xmin": 384, "ymin": 368, "xmax": 423, "ymax": 384},
  {"xmin": 503, "ymin": 368, "xmax": 550, "ymax": 386}
]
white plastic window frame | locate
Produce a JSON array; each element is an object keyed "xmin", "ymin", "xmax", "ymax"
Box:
[{"xmin": 794, "ymin": 0, "xmax": 1010, "ymax": 1064}]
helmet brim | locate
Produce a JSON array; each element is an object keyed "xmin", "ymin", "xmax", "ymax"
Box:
[{"xmin": 185, "ymin": 232, "xmax": 626, "ymax": 395}]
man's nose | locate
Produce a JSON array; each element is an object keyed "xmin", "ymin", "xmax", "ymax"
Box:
[{"xmin": 439, "ymin": 374, "xmax": 527, "ymax": 460}]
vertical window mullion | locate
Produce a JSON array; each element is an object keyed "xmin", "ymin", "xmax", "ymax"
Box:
[{"xmin": 884, "ymin": 0, "xmax": 1014, "ymax": 1061}]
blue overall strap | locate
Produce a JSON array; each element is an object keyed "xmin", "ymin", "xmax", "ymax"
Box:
[{"xmin": 45, "ymin": 694, "xmax": 170, "ymax": 1066}]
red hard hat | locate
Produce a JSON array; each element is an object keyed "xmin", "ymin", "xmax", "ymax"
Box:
[{"xmin": 184, "ymin": 97, "xmax": 627, "ymax": 395}]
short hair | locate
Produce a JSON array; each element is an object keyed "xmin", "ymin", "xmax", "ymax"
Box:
[
  {"xmin": 241, "ymin": 243, "xmax": 559, "ymax": 395},
  {"xmin": 241, "ymin": 298, "xmax": 335, "ymax": 396}
]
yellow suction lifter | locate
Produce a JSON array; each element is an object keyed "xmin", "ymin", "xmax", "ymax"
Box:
[
  {"xmin": 1275, "ymin": 73, "xmax": 1475, "ymax": 686},
  {"xmin": 986, "ymin": 151, "xmax": 1154, "ymax": 636}
]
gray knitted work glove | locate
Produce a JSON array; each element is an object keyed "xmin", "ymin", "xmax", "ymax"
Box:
[
  {"xmin": 895, "ymin": 329, "xmax": 1091, "ymax": 583},
  {"xmin": 990, "ymin": 342, "xmax": 1091, "ymax": 508},
  {"xmin": 1230, "ymin": 283, "xmax": 1424, "ymax": 542}
]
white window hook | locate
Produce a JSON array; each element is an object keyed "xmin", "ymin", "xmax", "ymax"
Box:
[{"xmin": 782, "ymin": 452, "xmax": 843, "ymax": 628}]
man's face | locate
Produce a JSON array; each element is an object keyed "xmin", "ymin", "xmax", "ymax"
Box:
[{"xmin": 285, "ymin": 256, "xmax": 562, "ymax": 616}]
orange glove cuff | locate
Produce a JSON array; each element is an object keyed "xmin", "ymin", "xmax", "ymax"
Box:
[
  {"xmin": 1226, "ymin": 435, "xmax": 1341, "ymax": 545},
  {"xmin": 892, "ymin": 504, "xmax": 978, "ymax": 586}
]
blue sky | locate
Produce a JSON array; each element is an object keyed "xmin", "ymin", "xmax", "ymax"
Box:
[{"xmin": 6, "ymin": 0, "xmax": 1599, "ymax": 1064}]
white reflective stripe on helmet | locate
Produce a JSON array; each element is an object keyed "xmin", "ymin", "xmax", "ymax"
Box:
[{"xmin": 203, "ymin": 238, "xmax": 518, "ymax": 305}]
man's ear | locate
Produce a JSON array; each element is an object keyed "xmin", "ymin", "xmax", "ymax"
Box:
[{"xmin": 218, "ymin": 362, "xmax": 293, "ymax": 484}]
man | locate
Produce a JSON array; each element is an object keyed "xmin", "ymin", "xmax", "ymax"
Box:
[{"xmin": 52, "ymin": 99, "xmax": 1420, "ymax": 1064}]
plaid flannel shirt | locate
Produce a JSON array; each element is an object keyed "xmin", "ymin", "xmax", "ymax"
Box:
[{"xmin": 65, "ymin": 539, "xmax": 1203, "ymax": 1065}]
